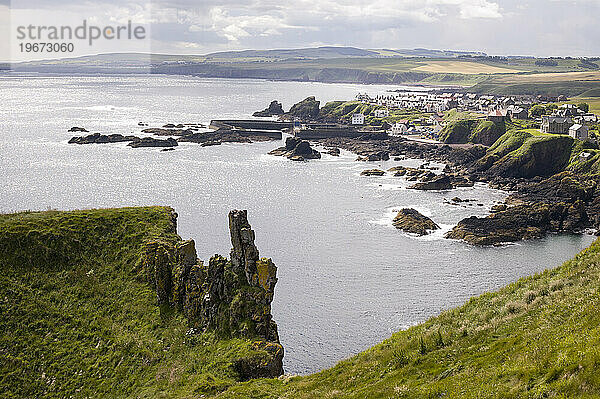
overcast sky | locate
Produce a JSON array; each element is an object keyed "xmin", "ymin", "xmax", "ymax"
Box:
[{"xmin": 2, "ymin": 0, "xmax": 600, "ymax": 58}]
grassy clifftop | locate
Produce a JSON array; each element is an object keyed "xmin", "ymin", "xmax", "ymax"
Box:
[{"xmin": 0, "ymin": 207, "xmax": 274, "ymax": 398}]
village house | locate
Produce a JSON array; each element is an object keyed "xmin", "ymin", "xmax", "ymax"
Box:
[
  {"xmin": 569, "ymin": 124, "xmax": 589, "ymax": 141},
  {"xmin": 487, "ymin": 109, "xmax": 509, "ymax": 123},
  {"xmin": 507, "ymin": 105, "xmax": 528, "ymax": 119},
  {"xmin": 389, "ymin": 121, "xmax": 409, "ymax": 136},
  {"xmin": 555, "ymin": 104, "xmax": 584, "ymax": 118},
  {"xmin": 575, "ymin": 113, "xmax": 599, "ymax": 126},
  {"xmin": 374, "ymin": 109, "xmax": 389, "ymax": 118},
  {"xmin": 541, "ymin": 115, "xmax": 572, "ymax": 134},
  {"xmin": 351, "ymin": 113, "xmax": 365, "ymax": 125},
  {"xmin": 428, "ymin": 114, "xmax": 444, "ymax": 126}
]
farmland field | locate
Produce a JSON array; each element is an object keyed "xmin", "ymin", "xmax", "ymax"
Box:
[{"xmin": 412, "ymin": 60, "xmax": 524, "ymax": 74}]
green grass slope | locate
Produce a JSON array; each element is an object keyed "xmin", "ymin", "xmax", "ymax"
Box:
[
  {"xmin": 439, "ymin": 118, "xmax": 505, "ymax": 146},
  {"xmin": 221, "ymin": 237, "xmax": 600, "ymax": 398},
  {"xmin": 0, "ymin": 207, "xmax": 268, "ymax": 398}
]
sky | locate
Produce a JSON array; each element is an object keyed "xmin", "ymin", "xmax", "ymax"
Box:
[{"xmin": 1, "ymin": 0, "xmax": 600, "ymax": 59}]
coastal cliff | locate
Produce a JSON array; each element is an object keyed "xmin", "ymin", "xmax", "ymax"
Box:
[
  {"xmin": 0, "ymin": 207, "xmax": 282, "ymax": 398},
  {"xmin": 139, "ymin": 209, "xmax": 283, "ymax": 379}
]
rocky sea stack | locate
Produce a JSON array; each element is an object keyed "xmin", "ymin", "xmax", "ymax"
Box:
[
  {"xmin": 139, "ymin": 209, "xmax": 283, "ymax": 379},
  {"xmin": 393, "ymin": 208, "xmax": 440, "ymax": 236}
]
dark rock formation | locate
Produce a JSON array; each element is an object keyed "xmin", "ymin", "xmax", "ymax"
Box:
[
  {"xmin": 68, "ymin": 132, "xmax": 137, "ymax": 144},
  {"xmin": 269, "ymin": 137, "xmax": 321, "ymax": 161},
  {"xmin": 253, "ymin": 101, "xmax": 285, "ymax": 117},
  {"xmin": 446, "ymin": 201, "xmax": 589, "ymax": 246},
  {"xmin": 178, "ymin": 129, "xmax": 279, "ymax": 145},
  {"xmin": 324, "ymin": 147, "xmax": 340, "ymax": 156},
  {"xmin": 360, "ymin": 169, "xmax": 385, "ymax": 176},
  {"xmin": 128, "ymin": 137, "xmax": 178, "ymax": 148},
  {"xmin": 286, "ymin": 96, "xmax": 320, "ymax": 120},
  {"xmin": 201, "ymin": 140, "xmax": 222, "ymax": 147},
  {"xmin": 356, "ymin": 151, "xmax": 390, "ymax": 162},
  {"xmin": 393, "ymin": 208, "xmax": 440, "ymax": 236},
  {"xmin": 410, "ymin": 174, "xmax": 453, "ymax": 190},
  {"xmin": 139, "ymin": 210, "xmax": 283, "ymax": 379},
  {"xmin": 142, "ymin": 127, "xmax": 194, "ymax": 136},
  {"xmin": 68, "ymin": 126, "xmax": 88, "ymax": 133}
]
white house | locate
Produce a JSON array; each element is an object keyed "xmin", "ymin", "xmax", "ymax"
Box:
[
  {"xmin": 569, "ymin": 124, "xmax": 589, "ymax": 141},
  {"xmin": 351, "ymin": 113, "xmax": 365, "ymax": 125},
  {"xmin": 390, "ymin": 122, "xmax": 408, "ymax": 136},
  {"xmin": 374, "ymin": 109, "xmax": 389, "ymax": 118}
]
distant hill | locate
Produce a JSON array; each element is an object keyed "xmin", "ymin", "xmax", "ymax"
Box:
[
  {"xmin": 203, "ymin": 46, "xmax": 381, "ymax": 60},
  {"xmin": 201, "ymin": 46, "xmax": 487, "ymax": 61},
  {"xmin": 7, "ymin": 47, "xmax": 600, "ymax": 96}
]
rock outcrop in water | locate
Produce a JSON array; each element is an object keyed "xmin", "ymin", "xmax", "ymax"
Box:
[
  {"xmin": 360, "ymin": 169, "xmax": 385, "ymax": 176},
  {"xmin": 409, "ymin": 174, "xmax": 453, "ymax": 190},
  {"xmin": 446, "ymin": 172, "xmax": 597, "ymax": 245},
  {"xmin": 253, "ymin": 100, "xmax": 285, "ymax": 117},
  {"xmin": 128, "ymin": 137, "xmax": 178, "ymax": 148},
  {"xmin": 68, "ymin": 126, "xmax": 88, "ymax": 133},
  {"xmin": 139, "ymin": 210, "xmax": 283, "ymax": 379},
  {"xmin": 393, "ymin": 208, "xmax": 440, "ymax": 236},
  {"xmin": 68, "ymin": 132, "xmax": 138, "ymax": 144},
  {"xmin": 269, "ymin": 137, "xmax": 321, "ymax": 161},
  {"xmin": 446, "ymin": 201, "xmax": 588, "ymax": 245}
]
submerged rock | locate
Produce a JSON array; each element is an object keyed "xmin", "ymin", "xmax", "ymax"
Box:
[
  {"xmin": 393, "ymin": 208, "xmax": 440, "ymax": 236},
  {"xmin": 142, "ymin": 127, "xmax": 193, "ymax": 136},
  {"xmin": 324, "ymin": 147, "xmax": 340, "ymax": 156},
  {"xmin": 356, "ymin": 150, "xmax": 390, "ymax": 162},
  {"xmin": 68, "ymin": 126, "xmax": 88, "ymax": 133}
]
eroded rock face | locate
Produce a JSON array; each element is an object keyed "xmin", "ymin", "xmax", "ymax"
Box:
[
  {"xmin": 138, "ymin": 210, "xmax": 283, "ymax": 379},
  {"xmin": 393, "ymin": 208, "xmax": 440, "ymax": 236}
]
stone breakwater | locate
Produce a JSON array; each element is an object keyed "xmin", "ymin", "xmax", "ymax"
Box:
[{"xmin": 139, "ymin": 209, "xmax": 284, "ymax": 379}]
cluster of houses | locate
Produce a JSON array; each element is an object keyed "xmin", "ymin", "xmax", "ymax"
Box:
[
  {"xmin": 355, "ymin": 92, "xmax": 543, "ymax": 115},
  {"xmin": 352, "ymin": 91, "xmax": 598, "ymax": 142},
  {"xmin": 357, "ymin": 92, "xmax": 459, "ymax": 114},
  {"xmin": 541, "ymin": 104, "xmax": 598, "ymax": 141}
]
